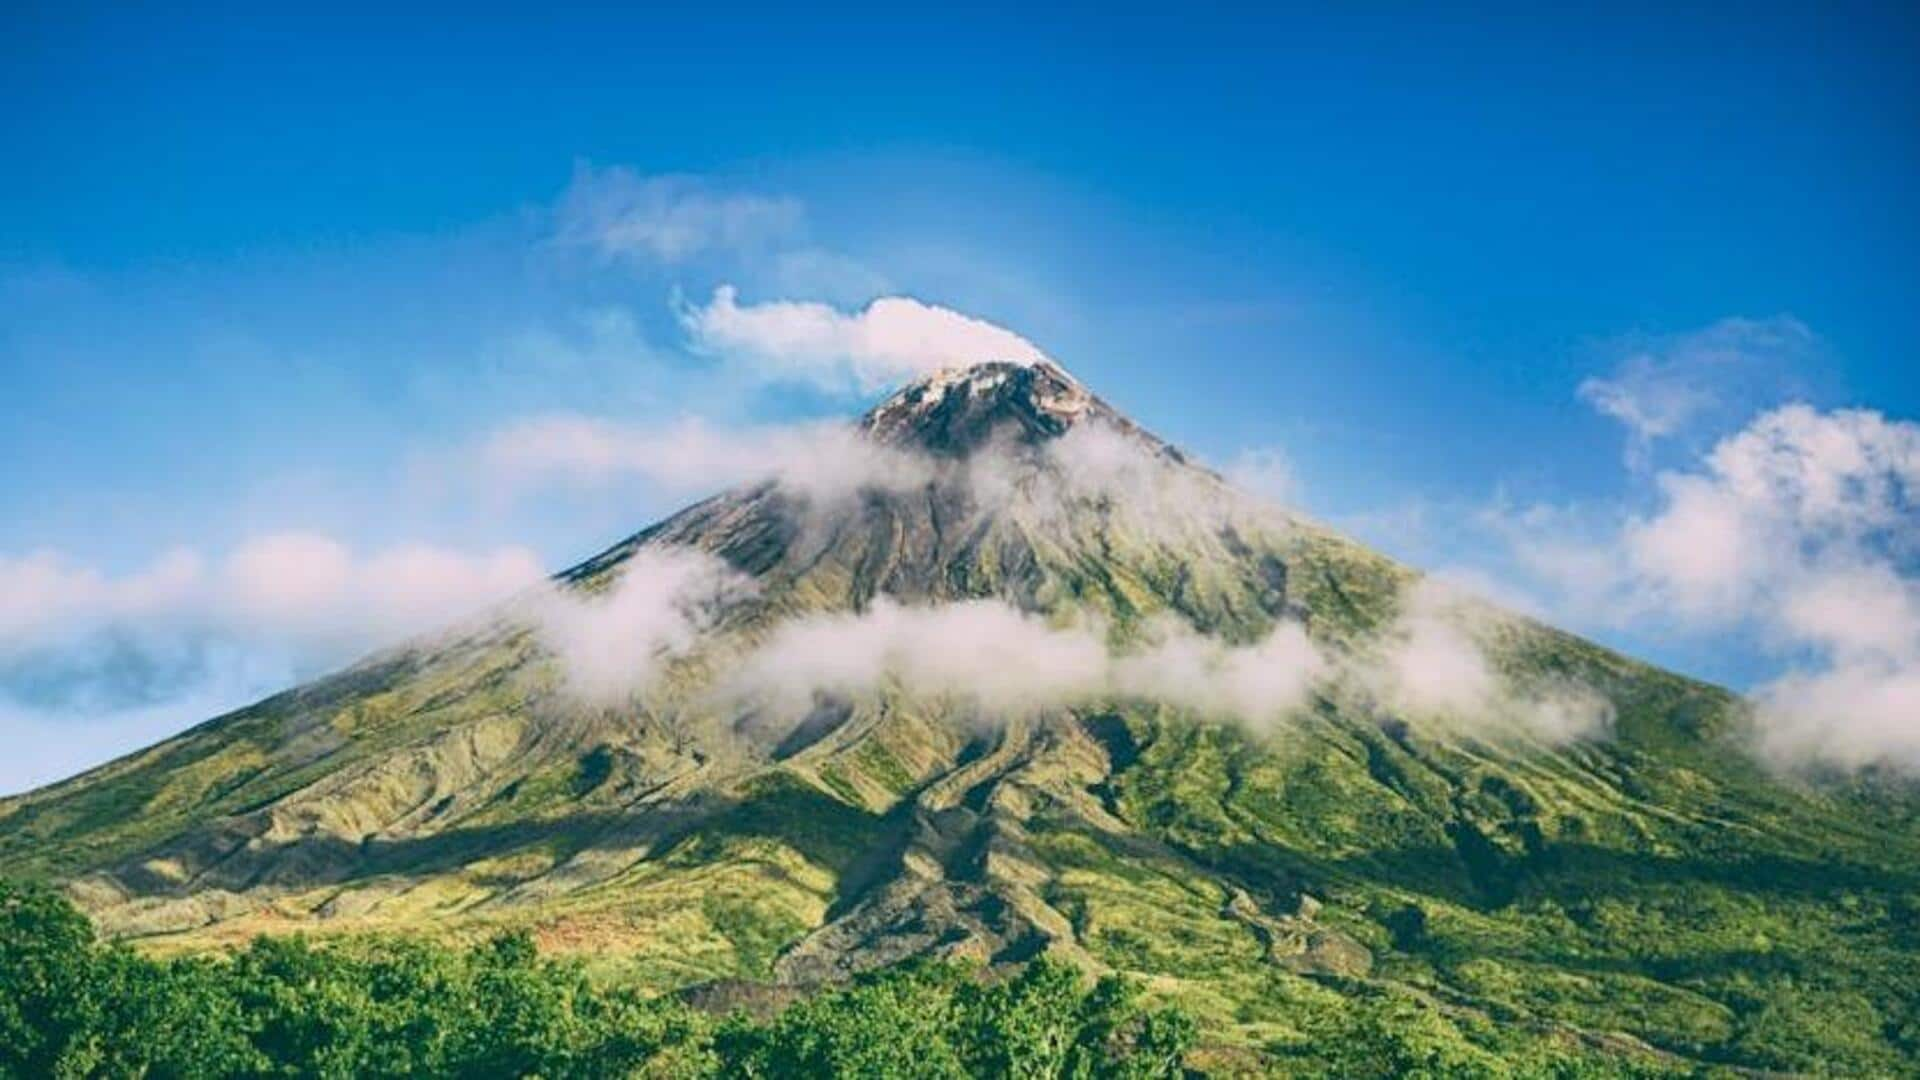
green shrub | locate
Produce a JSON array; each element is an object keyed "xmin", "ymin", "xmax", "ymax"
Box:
[{"xmin": 0, "ymin": 882, "xmax": 1194, "ymax": 1079}]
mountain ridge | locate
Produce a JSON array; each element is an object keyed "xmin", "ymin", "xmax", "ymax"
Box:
[{"xmin": 4, "ymin": 359, "xmax": 1918, "ymax": 1073}]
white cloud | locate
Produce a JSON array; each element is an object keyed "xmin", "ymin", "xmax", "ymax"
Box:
[
  {"xmin": 216, "ymin": 534, "xmax": 547, "ymax": 648},
  {"xmin": 0, "ymin": 533, "xmax": 549, "ymax": 792},
  {"xmin": 721, "ymin": 598, "xmax": 1110, "ymax": 722},
  {"xmin": 543, "ymin": 163, "xmax": 893, "ymax": 308},
  {"xmin": 0, "ymin": 549, "xmax": 204, "ymax": 650},
  {"xmin": 1378, "ymin": 582, "xmax": 1500, "ymax": 718},
  {"xmin": 1756, "ymin": 662, "xmax": 1920, "ymax": 773},
  {"xmin": 1485, "ymin": 400, "xmax": 1920, "ymax": 772},
  {"xmin": 479, "ymin": 410, "xmax": 1296, "ymax": 587},
  {"xmin": 1619, "ymin": 405, "xmax": 1920, "ymax": 628},
  {"xmin": 1363, "ymin": 578, "xmax": 1613, "ymax": 744},
  {"xmin": 1016, "ymin": 422, "xmax": 1291, "ymax": 544},
  {"xmin": 552, "ymin": 164, "xmax": 802, "ymax": 264},
  {"xmin": 482, "ymin": 414, "xmax": 932, "ymax": 503},
  {"xmin": 713, "ymin": 584, "xmax": 1605, "ymax": 745},
  {"xmin": 680, "ymin": 285, "xmax": 1049, "ymax": 393},
  {"xmin": 1116, "ymin": 617, "xmax": 1325, "ymax": 725},
  {"xmin": 1578, "ymin": 315, "xmax": 1817, "ymax": 469},
  {"xmin": 1776, "ymin": 563, "xmax": 1919, "ymax": 662},
  {"xmin": 1421, "ymin": 565, "xmax": 1548, "ymax": 621},
  {"xmin": 715, "ymin": 598, "xmax": 1327, "ymax": 734},
  {"xmin": 220, "ymin": 534, "xmax": 358, "ymax": 634},
  {"xmin": 1706, "ymin": 402, "xmax": 1919, "ymax": 536},
  {"xmin": 1715, "ymin": 407, "xmax": 1920, "ymax": 773},
  {"xmin": 1578, "ymin": 368, "xmax": 1710, "ymax": 462},
  {"xmin": 0, "ymin": 536, "xmax": 547, "ymax": 698},
  {"xmin": 529, "ymin": 547, "xmax": 751, "ymax": 704},
  {"xmin": 1223, "ymin": 447, "xmax": 1298, "ymax": 507}
]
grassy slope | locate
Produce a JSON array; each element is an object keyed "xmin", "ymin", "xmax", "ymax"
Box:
[{"xmin": 2, "ymin": 477, "xmax": 1917, "ymax": 1074}]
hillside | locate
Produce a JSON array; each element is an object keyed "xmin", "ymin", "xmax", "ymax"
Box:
[{"xmin": 3, "ymin": 360, "xmax": 1918, "ymax": 1074}]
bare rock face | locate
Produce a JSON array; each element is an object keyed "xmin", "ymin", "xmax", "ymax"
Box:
[
  {"xmin": 861, "ymin": 361, "xmax": 1099, "ymax": 451},
  {"xmin": 861, "ymin": 360, "xmax": 1181, "ymax": 464},
  {"xmin": 4, "ymin": 358, "xmax": 1918, "ymax": 1070}
]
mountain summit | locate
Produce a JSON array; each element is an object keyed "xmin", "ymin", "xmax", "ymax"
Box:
[
  {"xmin": 865, "ymin": 360, "xmax": 1102, "ymax": 447},
  {"xmin": 3, "ymin": 363, "xmax": 1918, "ymax": 1072},
  {"xmin": 861, "ymin": 360, "xmax": 1182, "ymax": 474}
]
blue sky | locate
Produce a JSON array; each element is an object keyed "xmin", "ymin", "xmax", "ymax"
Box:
[{"xmin": 3, "ymin": 4, "xmax": 1917, "ymax": 791}]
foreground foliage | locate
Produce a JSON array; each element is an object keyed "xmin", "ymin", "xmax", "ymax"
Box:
[
  {"xmin": 0, "ymin": 881, "xmax": 1193, "ymax": 1079},
  {"xmin": 0, "ymin": 882, "xmax": 1779, "ymax": 1079}
]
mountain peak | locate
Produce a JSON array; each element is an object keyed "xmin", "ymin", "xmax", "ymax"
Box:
[
  {"xmin": 13, "ymin": 347, "xmax": 1920, "ymax": 1078},
  {"xmin": 859, "ymin": 359, "xmax": 1154, "ymax": 456}
]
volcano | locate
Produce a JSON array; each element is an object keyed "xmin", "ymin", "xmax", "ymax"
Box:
[{"xmin": 4, "ymin": 359, "xmax": 1917, "ymax": 1072}]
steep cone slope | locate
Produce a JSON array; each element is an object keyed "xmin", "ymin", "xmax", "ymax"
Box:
[{"xmin": 4, "ymin": 360, "xmax": 1919, "ymax": 1072}]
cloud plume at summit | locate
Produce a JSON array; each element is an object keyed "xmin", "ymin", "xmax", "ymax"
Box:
[{"xmin": 680, "ymin": 286, "xmax": 1050, "ymax": 393}]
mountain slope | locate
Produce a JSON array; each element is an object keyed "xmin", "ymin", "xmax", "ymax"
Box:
[{"xmin": 3, "ymin": 360, "xmax": 1918, "ymax": 1073}]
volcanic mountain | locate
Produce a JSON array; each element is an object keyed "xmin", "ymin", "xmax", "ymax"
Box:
[{"xmin": 3, "ymin": 360, "xmax": 1917, "ymax": 1072}]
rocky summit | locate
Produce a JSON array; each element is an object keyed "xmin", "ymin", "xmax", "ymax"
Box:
[{"xmin": 3, "ymin": 360, "xmax": 1918, "ymax": 1073}]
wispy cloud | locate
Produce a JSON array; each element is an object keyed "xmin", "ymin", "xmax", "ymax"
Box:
[
  {"xmin": 551, "ymin": 163, "xmax": 803, "ymax": 265},
  {"xmin": 1223, "ymin": 446, "xmax": 1298, "ymax": 507},
  {"xmin": 713, "ymin": 597, "xmax": 1325, "ymax": 732},
  {"xmin": 480, "ymin": 413, "xmax": 931, "ymax": 503},
  {"xmin": 529, "ymin": 547, "xmax": 751, "ymax": 704},
  {"xmin": 1578, "ymin": 315, "xmax": 1818, "ymax": 469},
  {"xmin": 1361, "ymin": 578, "xmax": 1613, "ymax": 743},
  {"xmin": 216, "ymin": 534, "xmax": 546, "ymax": 647},
  {"xmin": 706, "ymin": 579, "xmax": 1603, "ymax": 747}
]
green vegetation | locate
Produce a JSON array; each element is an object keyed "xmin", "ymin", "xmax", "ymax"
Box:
[
  {"xmin": 1083, "ymin": 709, "xmax": 1920, "ymax": 1075},
  {"xmin": 0, "ymin": 881, "xmax": 1779, "ymax": 1078},
  {"xmin": 0, "ymin": 881, "xmax": 1192, "ymax": 1079}
]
